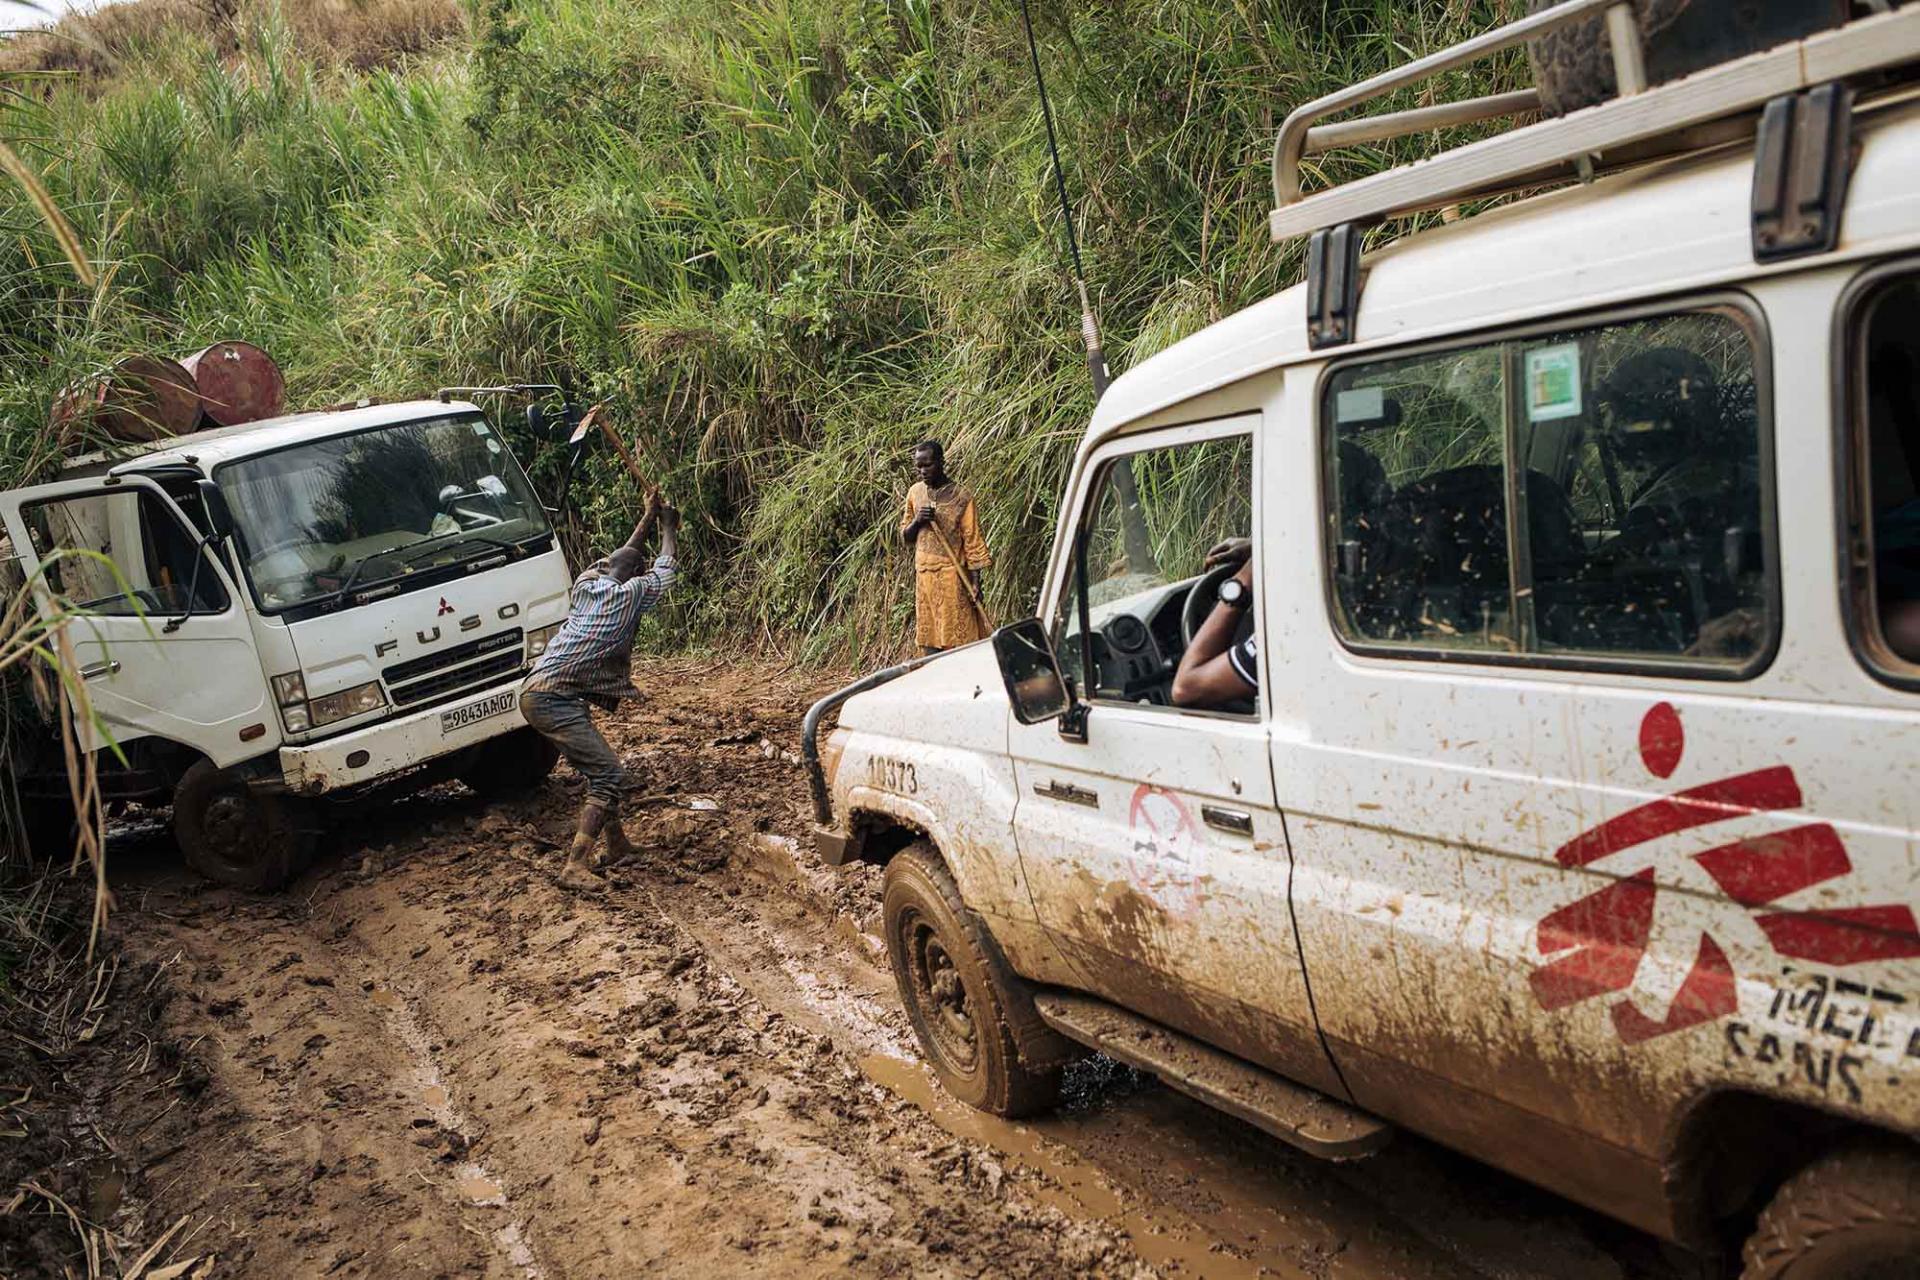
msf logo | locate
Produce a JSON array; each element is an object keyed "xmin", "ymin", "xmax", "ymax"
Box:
[{"xmin": 1529, "ymin": 702, "xmax": 1920, "ymax": 1044}]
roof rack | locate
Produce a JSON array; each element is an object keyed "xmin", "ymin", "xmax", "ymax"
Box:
[{"xmin": 1269, "ymin": 0, "xmax": 1920, "ymax": 243}]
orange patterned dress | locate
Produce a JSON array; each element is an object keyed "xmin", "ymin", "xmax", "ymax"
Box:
[{"xmin": 900, "ymin": 480, "xmax": 992, "ymax": 649}]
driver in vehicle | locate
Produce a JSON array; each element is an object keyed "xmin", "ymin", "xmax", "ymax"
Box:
[
  {"xmin": 521, "ymin": 491, "xmax": 680, "ymax": 893},
  {"xmin": 1171, "ymin": 538, "xmax": 1257, "ymax": 708}
]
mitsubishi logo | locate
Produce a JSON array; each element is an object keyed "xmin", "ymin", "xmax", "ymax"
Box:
[{"xmin": 437, "ymin": 597, "xmax": 455, "ymax": 616}]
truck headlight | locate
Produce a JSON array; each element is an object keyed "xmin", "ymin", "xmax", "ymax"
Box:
[
  {"xmin": 307, "ymin": 681, "xmax": 388, "ymax": 728},
  {"xmin": 526, "ymin": 622, "xmax": 565, "ymax": 659}
]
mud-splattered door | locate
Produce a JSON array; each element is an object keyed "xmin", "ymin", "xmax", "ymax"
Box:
[{"xmin": 1012, "ymin": 419, "xmax": 1344, "ymax": 1099}]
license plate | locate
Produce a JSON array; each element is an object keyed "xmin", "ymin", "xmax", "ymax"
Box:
[{"xmin": 441, "ymin": 689, "xmax": 517, "ymax": 735}]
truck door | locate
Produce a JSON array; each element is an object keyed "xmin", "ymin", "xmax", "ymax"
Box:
[
  {"xmin": 2, "ymin": 476, "xmax": 274, "ymax": 766},
  {"xmin": 1008, "ymin": 416, "xmax": 1347, "ymax": 1100}
]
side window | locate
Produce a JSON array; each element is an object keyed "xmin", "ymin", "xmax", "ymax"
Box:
[
  {"xmin": 1851, "ymin": 270, "xmax": 1920, "ymax": 679},
  {"xmin": 22, "ymin": 488, "xmax": 229, "ymax": 616},
  {"xmin": 1325, "ymin": 305, "xmax": 1770, "ymax": 670},
  {"xmin": 1052, "ymin": 433, "xmax": 1253, "ymax": 708}
]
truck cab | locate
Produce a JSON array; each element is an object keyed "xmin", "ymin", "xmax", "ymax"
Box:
[
  {"xmin": 808, "ymin": 4, "xmax": 1920, "ymax": 1271},
  {"xmin": 5, "ymin": 399, "xmax": 574, "ymax": 887}
]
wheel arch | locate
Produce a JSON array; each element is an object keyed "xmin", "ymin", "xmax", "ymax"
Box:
[{"xmin": 1665, "ymin": 1086, "xmax": 1917, "ymax": 1250}]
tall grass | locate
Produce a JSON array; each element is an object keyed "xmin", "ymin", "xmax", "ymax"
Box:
[{"xmin": 0, "ymin": 0, "xmax": 1524, "ymax": 663}]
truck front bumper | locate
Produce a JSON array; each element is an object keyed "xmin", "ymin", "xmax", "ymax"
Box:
[{"xmin": 279, "ymin": 680, "xmax": 528, "ymax": 796}]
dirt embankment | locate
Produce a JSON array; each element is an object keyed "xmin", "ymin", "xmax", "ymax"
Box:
[{"xmin": 5, "ymin": 658, "xmax": 1683, "ymax": 1279}]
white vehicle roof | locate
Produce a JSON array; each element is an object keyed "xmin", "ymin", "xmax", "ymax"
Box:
[
  {"xmin": 78, "ymin": 399, "xmax": 488, "ymax": 476},
  {"xmin": 1089, "ymin": 96, "xmax": 1920, "ymax": 445}
]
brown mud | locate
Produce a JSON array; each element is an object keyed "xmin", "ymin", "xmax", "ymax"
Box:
[{"xmin": 24, "ymin": 657, "xmax": 1690, "ymax": 1278}]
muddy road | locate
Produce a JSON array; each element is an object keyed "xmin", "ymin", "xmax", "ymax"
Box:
[{"xmin": 77, "ymin": 658, "xmax": 1687, "ymax": 1279}]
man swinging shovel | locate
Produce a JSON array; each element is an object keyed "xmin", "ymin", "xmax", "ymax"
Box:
[
  {"xmin": 522, "ymin": 405, "xmax": 680, "ymax": 893},
  {"xmin": 899, "ymin": 440, "xmax": 993, "ymax": 654}
]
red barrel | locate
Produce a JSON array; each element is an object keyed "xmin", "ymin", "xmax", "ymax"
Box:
[
  {"xmin": 50, "ymin": 354, "xmax": 202, "ymax": 447},
  {"xmin": 181, "ymin": 340, "xmax": 285, "ymax": 427}
]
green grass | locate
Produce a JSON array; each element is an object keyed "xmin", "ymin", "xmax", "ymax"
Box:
[{"xmin": 0, "ymin": 0, "xmax": 1525, "ymax": 661}]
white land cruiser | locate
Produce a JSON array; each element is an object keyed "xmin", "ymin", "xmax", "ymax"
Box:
[
  {"xmin": 806, "ymin": 3, "xmax": 1920, "ymax": 1271},
  {"xmin": 4, "ymin": 398, "xmax": 573, "ymax": 887}
]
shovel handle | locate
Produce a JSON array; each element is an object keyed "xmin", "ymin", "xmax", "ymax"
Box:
[{"xmin": 582, "ymin": 403, "xmax": 657, "ymax": 502}]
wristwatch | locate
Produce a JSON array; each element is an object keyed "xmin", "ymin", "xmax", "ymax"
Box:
[{"xmin": 1218, "ymin": 578, "xmax": 1251, "ymax": 609}]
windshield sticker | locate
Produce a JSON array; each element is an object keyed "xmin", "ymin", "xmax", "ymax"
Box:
[
  {"xmin": 1527, "ymin": 702, "xmax": 1920, "ymax": 1046},
  {"xmin": 1525, "ymin": 343, "xmax": 1583, "ymax": 422},
  {"xmin": 1335, "ymin": 386, "xmax": 1385, "ymax": 424}
]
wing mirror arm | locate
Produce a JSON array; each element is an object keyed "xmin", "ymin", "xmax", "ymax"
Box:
[{"xmin": 165, "ymin": 481, "xmax": 234, "ymax": 633}]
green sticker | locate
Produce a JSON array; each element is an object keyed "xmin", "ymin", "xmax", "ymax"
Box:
[{"xmin": 1525, "ymin": 343, "xmax": 1583, "ymax": 422}]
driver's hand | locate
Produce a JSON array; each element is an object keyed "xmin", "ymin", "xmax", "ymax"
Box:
[{"xmin": 1204, "ymin": 537, "xmax": 1252, "ymax": 571}]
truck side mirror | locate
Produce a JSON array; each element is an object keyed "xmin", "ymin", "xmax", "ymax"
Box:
[
  {"xmin": 527, "ymin": 403, "xmax": 547, "ymax": 437},
  {"xmin": 195, "ymin": 479, "xmax": 234, "ymax": 543},
  {"xmin": 992, "ymin": 618, "xmax": 1071, "ymax": 725}
]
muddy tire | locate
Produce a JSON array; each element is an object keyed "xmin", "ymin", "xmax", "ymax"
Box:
[
  {"xmin": 459, "ymin": 726, "xmax": 560, "ymax": 798},
  {"xmin": 174, "ymin": 760, "xmax": 315, "ymax": 891},
  {"xmin": 1740, "ymin": 1142, "xmax": 1920, "ymax": 1279},
  {"xmin": 883, "ymin": 842, "xmax": 1063, "ymax": 1118}
]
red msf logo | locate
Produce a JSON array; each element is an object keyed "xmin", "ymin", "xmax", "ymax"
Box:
[
  {"xmin": 437, "ymin": 597, "xmax": 454, "ymax": 616},
  {"xmin": 1529, "ymin": 702, "xmax": 1920, "ymax": 1044}
]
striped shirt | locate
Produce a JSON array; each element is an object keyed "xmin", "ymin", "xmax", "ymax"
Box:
[{"xmin": 523, "ymin": 555, "xmax": 676, "ymax": 707}]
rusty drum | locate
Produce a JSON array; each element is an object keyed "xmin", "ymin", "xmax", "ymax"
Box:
[
  {"xmin": 50, "ymin": 354, "xmax": 202, "ymax": 447},
  {"xmin": 181, "ymin": 340, "xmax": 286, "ymax": 427}
]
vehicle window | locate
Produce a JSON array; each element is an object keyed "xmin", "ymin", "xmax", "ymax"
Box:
[
  {"xmin": 217, "ymin": 413, "xmax": 548, "ymax": 612},
  {"xmin": 23, "ymin": 488, "xmax": 229, "ymax": 616},
  {"xmin": 1852, "ymin": 271, "xmax": 1920, "ymax": 677},
  {"xmin": 1053, "ymin": 433, "xmax": 1253, "ymax": 708},
  {"xmin": 1325, "ymin": 306, "xmax": 1770, "ymax": 668}
]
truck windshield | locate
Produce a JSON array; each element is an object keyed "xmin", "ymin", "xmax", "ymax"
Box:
[{"xmin": 218, "ymin": 413, "xmax": 549, "ymax": 612}]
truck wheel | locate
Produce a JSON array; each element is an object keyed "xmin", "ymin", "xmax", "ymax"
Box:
[
  {"xmin": 173, "ymin": 760, "xmax": 315, "ymax": 891},
  {"xmin": 1741, "ymin": 1142, "xmax": 1920, "ymax": 1278},
  {"xmin": 459, "ymin": 727, "xmax": 559, "ymax": 798},
  {"xmin": 882, "ymin": 842, "xmax": 1063, "ymax": 1118}
]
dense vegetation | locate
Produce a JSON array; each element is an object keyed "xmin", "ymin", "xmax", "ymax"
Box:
[{"xmin": 0, "ymin": 0, "xmax": 1521, "ymax": 662}]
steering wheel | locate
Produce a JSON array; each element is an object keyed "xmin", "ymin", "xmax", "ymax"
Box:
[{"xmin": 1181, "ymin": 561, "xmax": 1241, "ymax": 647}]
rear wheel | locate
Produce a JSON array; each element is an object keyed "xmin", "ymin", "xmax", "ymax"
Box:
[
  {"xmin": 173, "ymin": 760, "xmax": 315, "ymax": 891},
  {"xmin": 882, "ymin": 842, "xmax": 1065, "ymax": 1117},
  {"xmin": 19, "ymin": 792, "xmax": 80, "ymax": 860},
  {"xmin": 459, "ymin": 727, "xmax": 559, "ymax": 798},
  {"xmin": 1741, "ymin": 1142, "xmax": 1920, "ymax": 1279}
]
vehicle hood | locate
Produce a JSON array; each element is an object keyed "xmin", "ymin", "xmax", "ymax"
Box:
[
  {"xmin": 837, "ymin": 641, "xmax": 1011, "ymax": 755},
  {"xmin": 288, "ymin": 546, "xmax": 572, "ymax": 704}
]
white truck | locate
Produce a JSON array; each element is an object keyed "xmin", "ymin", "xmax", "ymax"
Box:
[
  {"xmin": 805, "ymin": 3, "xmax": 1920, "ymax": 1273},
  {"xmin": 4, "ymin": 398, "xmax": 574, "ymax": 887}
]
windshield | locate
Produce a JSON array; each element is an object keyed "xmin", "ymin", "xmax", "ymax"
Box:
[{"xmin": 218, "ymin": 413, "xmax": 549, "ymax": 611}]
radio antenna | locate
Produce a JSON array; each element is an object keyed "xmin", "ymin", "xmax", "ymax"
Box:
[{"xmin": 1018, "ymin": 0, "xmax": 1109, "ymax": 399}]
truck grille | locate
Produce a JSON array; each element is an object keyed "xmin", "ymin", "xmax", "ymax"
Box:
[{"xmin": 384, "ymin": 628, "xmax": 524, "ymax": 709}]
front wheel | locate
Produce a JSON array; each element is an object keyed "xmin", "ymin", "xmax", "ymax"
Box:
[
  {"xmin": 882, "ymin": 842, "xmax": 1065, "ymax": 1117},
  {"xmin": 1742, "ymin": 1142, "xmax": 1920, "ymax": 1278},
  {"xmin": 459, "ymin": 727, "xmax": 559, "ymax": 798},
  {"xmin": 174, "ymin": 760, "xmax": 315, "ymax": 891}
]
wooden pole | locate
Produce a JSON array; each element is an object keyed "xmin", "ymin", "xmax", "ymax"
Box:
[{"xmin": 920, "ymin": 518, "xmax": 993, "ymax": 634}]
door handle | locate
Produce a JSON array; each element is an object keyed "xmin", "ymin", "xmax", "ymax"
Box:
[
  {"xmin": 1202, "ymin": 804, "xmax": 1253, "ymax": 836},
  {"xmin": 79, "ymin": 660, "xmax": 121, "ymax": 681},
  {"xmin": 1034, "ymin": 780, "xmax": 1099, "ymax": 808}
]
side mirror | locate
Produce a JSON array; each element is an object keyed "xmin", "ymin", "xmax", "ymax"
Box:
[
  {"xmin": 477, "ymin": 474, "xmax": 508, "ymax": 496},
  {"xmin": 992, "ymin": 618, "xmax": 1070, "ymax": 725},
  {"xmin": 526, "ymin": 403, "xmax": 547, "ymax": 437},
  {"xmin": 195, "ymin": 479, "xmax": 234, "ymax": 542}
]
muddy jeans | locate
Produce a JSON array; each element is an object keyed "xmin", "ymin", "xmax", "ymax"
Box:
[{"xmin": 521, "ymin": 690, "xmax": 625, "ymax": 808}]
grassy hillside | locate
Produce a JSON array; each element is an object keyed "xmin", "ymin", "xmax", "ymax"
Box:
[{"xmin": 0, "ymin": 0, "xmax": 1520, "ymax": 662}]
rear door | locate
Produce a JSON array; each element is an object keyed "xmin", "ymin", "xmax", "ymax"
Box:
[
  {"xmin": 1008, "ymin": 417, "xmax": 1346, "ymax": 1099},
  {"xmin": 3, "ymin": 476, "xmax": 275, "ymax": 764}
]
